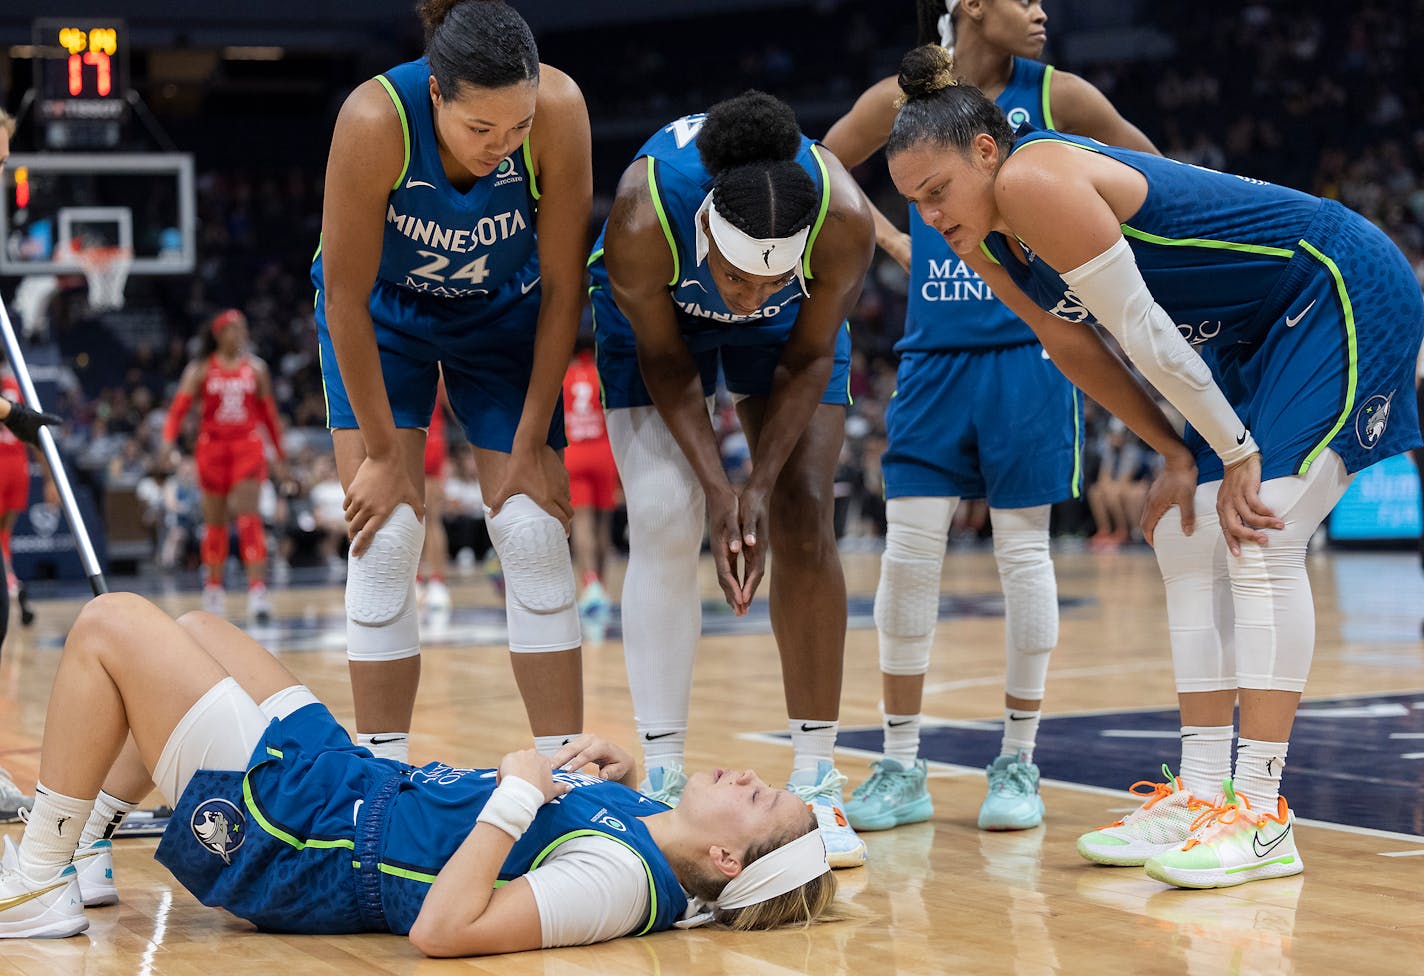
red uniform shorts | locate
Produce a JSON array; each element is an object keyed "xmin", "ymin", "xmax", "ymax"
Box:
[
  {"xmin": 195, "ymin": 435, "xmax": 267, "ymax": 495},
  {"xmin": 0, "ymin": 453, "xmax": 28, "ymax": 513},
  {"xmin": 564, "ymin": 440, "xmax": 618, "ymax": 511}
]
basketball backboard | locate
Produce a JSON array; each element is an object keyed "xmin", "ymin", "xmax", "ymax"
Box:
[{"xmin": 0, "ymin": 152, "xmax": 195, "ymax": 275}]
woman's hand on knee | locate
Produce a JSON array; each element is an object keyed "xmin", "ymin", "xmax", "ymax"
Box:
[
  {"xmin": 1216, "ymin": 453, "xmax": 1284, "ymax": 556},
  {"xmin": 1141, "ymin": 450, "xmax": 1197, "ymax": 546}
]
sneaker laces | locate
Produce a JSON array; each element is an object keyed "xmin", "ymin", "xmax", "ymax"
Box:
[
  {"xmin": 1096, "ymin": 765, "xmax": 1207, "ymax": 829},
  {"xmin": 989, "ymin": 760, "xmax": 1036, "ymax": 798},
  {"xmin": 853, "ymin": 761, "xmax": 905, "ymax": 801},
  {"xmin": 642, "ymin": 766, "xmax": 685, "ymax": 805},
  {"xmin": 789, "ymin": 767, "xmax": 849, "ymax": 803}
]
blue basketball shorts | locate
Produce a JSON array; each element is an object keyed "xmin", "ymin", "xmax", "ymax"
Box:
[
  {"xmin": 590, "ymin": 283, "xmax": 851, "ymax": 410},
  {"xmin": 316, "ymin": 280, "xmax": 565, "ymax": 453},
  {"xmin": 1190, "ymin": 214, "xmax": 1424, "ymax": 483},
  {"xmin": 881, "ymin": 342, "xmax": 1084, "ymax": 507}
]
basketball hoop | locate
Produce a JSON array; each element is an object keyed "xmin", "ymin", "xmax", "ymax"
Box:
[{"xmin": 72, "ymin": 243, "xmax": 132, "ymax": 312}]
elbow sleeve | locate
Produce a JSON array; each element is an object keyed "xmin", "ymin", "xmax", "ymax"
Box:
[{"xmin": 1063, "ymin": 238, "xmax": 1257, "ymax": 468}]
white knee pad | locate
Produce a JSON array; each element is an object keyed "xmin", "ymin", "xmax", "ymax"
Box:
[
  {"xmin": 486, "ymin": 494, "xmax": 580, "ymax": 653},
  {"xmin": 990, "ymin": 506, "xmax": 1057, "ymax": 700},
  {"xmin": 346, "ymin": 503, "xmax": 423, "ymax": 662},
  {"xmin": 1153, "ymin": 482, "xmax": 1236, "ymax": 693},
  {"xmin": 875, "ymin": 497, "xmax": 955, "ymax": 676},
  {"xmin": 1231, "ymin": 450, "xmax": 1352, "ymax": 692}
]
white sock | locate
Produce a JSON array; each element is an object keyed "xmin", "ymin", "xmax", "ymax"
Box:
[
  {"xmin": 1178, "ymin": 725, "xmax": 1234, "ymax": 798},
  {"xmin": 357, "ymin": 732, "xmax": 410, "ymax": 764},
  {"xmin": 1001, "ymin": 708, "xmax": 1041, "ymax": 762},
  {"xmin": 637, "ymin": 725, "xmax": 686, "ymax": 771},
  {"xmin": 79, "ymin": 790, "xmax": 140, "ymax": 846},
  {"xmin": 19, "ymin": 783, "xmax": 93, "ymax": 881},
  {"xmin": 789, "ymin": 719, "xmax": 838, "ymax": 773},
  {"xmin": 882, "ymin": 713, "xmax": 921, "ymax": 766},
  {"xmin": 1233, "ymin": 737, "xmax": 1288, "ymax": 809},
  {"xmin": 533, "ymin": 733, "xmax": 580, "ymax": 759}
]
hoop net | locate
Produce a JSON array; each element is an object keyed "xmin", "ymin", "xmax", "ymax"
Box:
[{"xmin": 72, "ymin": 244, "xmax": 133, "ymax": 312}]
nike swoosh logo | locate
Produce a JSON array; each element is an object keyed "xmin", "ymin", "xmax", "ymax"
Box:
[
  {"xmin": 799, "ymin": 723, "xmax": 834, "ymax": 732},
  {"xmin": 1235, "ymin": 430, "xmax": 1248, "ymax": 445},
  {"xmin": 1251, "ymin": 821, "xmax": 1291, "ymax": 857},
  {"xmin": 643, "ymin": 731, "xmax": 678, "ymax": 741},
  {"xmin": 679, "ymin": 279, "xmax": 708, "ymax": 291},
  {"xmin": 353, "ymin": 799, "xmax": 364, "ymax": 825},
  {"xmin": 886, "ymin": 719, "xmax": 915, "ymax": 728},
  {"xmin": 369, "ymin": 735, "xmax": 407, "ymax": 745},
  {"xmin": 521, "ymin": 276, "xmax": 541, "ymax": 295},
  {"xmin": 1007, "ymin": 714, "xmax": 1034, "ymax": 722},
  {"xmin": 0, "ymin": 877, "xmax": 73, "ymax": 911},
  {"xmin": 1284, "ymin": 299, "xmax": 1315, "ymax": 328},
  {"xmin": 404, "ymin": 179, "xmax": 437, "ymax": 190}
]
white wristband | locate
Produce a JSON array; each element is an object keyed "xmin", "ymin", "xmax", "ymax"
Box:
[{"xmin": 475, "ymin": 776, "xmax": 547, "ymax": 840}]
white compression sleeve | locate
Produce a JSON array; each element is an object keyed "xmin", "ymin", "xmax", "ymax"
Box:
[{"xmin": 1062, "ymin": 238, "xmax": 1258, "ymax": 468}]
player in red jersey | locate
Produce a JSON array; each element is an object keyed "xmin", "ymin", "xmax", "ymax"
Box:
[
  {"xmin": 162, "ymin": 310, "xmax": 285, "ymax": 624},
  {"xmin": 562, "ymin": 339, "xmax": 618, "ymax": 640},
  {"xmin": 0, "ymin": 364, "xmax": 58, "ymax": 629}
]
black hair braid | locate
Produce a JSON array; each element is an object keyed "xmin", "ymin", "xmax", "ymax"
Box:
[{"xmin": 697, "ymin": 90, "xmax": 817, "ymax": 239}]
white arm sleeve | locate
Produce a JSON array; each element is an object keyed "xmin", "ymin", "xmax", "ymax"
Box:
[
  {"xmin": 1062, "ymin": 238, "xmax": 1258, "ymax": 468},
  {"xmin": 523, "ymin": 835, "xmax": 653, "ymax": 947}
]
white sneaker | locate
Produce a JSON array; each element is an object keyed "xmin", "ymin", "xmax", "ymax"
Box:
[
  {"xmin": 202, "ymin": 583, "xmax": 226, "ymax": 616},
  {"xmin": 72, "ymin": 841, "xmax": 116, "ymax": 908},
  {"xmin": 0, "ymin": 767, "xmax": 34, "ymax": 823},
  {"xmin": 246, "ymin": 583, "xmax": 272, "ymax": 626},
  {"xmin": 0, "ymin": 838, "xmax": 87, "ymax": 938},
  {"xmin": 425, "ymin": 579, "xmax": 451, "ymax": 613},
  {"xmin": 1076, "ymin": 765, "xmax": 1216, "ymax": 866},
  {"xmin": 788, "ymin": 761, "xmax": 868, "ymax": 869}
]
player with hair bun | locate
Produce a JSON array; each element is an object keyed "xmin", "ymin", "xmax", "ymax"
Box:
[
  {"xmin": 314, "ymin": 0, "xmax": 593, "ymax": 765},
  {"xmin": 823, "ymin": 0, "xmax": 1158, "ymax": 836},
  {"xmin": 163, "ymin": 309, "xmax": 284, "ymax": 625},
  {"xmin": 887, "ymin": 42, "xmax": 1423, "ymax": 888},
  {"xmin": 589, "ymin": 91, "xmax": 875, "ymax": 867}
]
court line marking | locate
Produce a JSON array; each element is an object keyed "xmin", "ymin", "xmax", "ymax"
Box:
[{"xmin": 1379, "ymin": 849, "xmax": 1424, "ymax": 857}]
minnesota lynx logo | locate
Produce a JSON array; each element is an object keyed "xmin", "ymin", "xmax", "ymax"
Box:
[
  {"xmin": 191, "ymin": 798, "xmax": 245, "ymax": 865},
  {"xmin": 1355, "ymin": 393, "xmax": 1392, "ymax": 449},
  {"xmin": 1006, "ymin": 107, "xmax": 1031, "ymax": 128}
]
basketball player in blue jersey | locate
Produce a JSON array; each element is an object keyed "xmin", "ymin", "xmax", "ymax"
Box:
[
  {"xmin": 887, "ymin": 45, "xmax": 1423, "ymax": 889},
  {"xmin": 314, "ymin": 0, "xmax": 592, "ymax": 764},
  {"xmin": 587, "ymin": 92, "xmax": 875, "ymax": 867},
  {"xmin": 0, "ymin": 592, "xmax": 839, "ymax": 946},
  {"xmin": 823, "ymin": 0, "xmax": 1157, "ymax": 834}
]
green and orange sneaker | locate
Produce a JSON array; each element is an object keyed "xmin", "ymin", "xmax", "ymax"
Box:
[
  {"xmin": 1076, "ymin": 765, "xmax": 1215, "ymax": 866},
  {"xmin": 1144, "ymin": 781, "xmax": 1302, "ymax": 889}
]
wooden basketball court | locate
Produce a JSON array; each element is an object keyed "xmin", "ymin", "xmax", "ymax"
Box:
[{"xmin": 2, "ymin": 547, "xmax": 1421, "ymax": 975}]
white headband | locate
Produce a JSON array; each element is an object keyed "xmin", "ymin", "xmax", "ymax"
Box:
[
  {"xmin": 674, "ymin": 829, "xmax": 831, "ymax": 929},
  {"xmin": 695, "ymin": 192, "xmax": 810, "ymax": 285},
  {"xmin": 938, "ymin": 0, "xmax": 961, "ymax": 49}
]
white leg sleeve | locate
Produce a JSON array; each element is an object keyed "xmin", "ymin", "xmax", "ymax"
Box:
[
  {"xmin": 152, "ymin": 677, "xmax": 269, "ymax": 806},
  {"xmin": 486, "ymin": 495, "xmax": 581, "ymax": 653},
  {"xmin": 875, "ymin": 497, "xmax": 956, "ymax": 677},
  {"xmin": 606, "ymin": 406, "xmax": 706, "ymax": 732},
  {"xmin": 1153, "ymin": 481, "xmax": 1236, "ymax": 693},
  {"xmin": 346, "ymin": 503, "xmax": 422, "ymax": 662},
  {"xmin": 1230, "ymin": 450, "xmax": 1352, "ymax": 692},
  {"xmin": 989, "ymin": 505, "xmax": 1057, "ymax": 700}
]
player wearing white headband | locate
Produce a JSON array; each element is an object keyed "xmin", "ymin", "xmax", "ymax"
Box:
[
  {"xmin": 0, "ymin": 593, "xmax": 837, "ymax": 947},
  {"xmin": 586, "ymin": 91, "xmax": 875, "ymax": 868}
]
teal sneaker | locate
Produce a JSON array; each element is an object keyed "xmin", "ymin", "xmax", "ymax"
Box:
[
  {"xmin": 577, "ymin": 581, "xmax": 611, "ymax": 643},
  {"xmin": 638, "ymin": 765, "xmax": 687, "ymax": 807},
  {"xmin": 977, "ymin": 752, "xmax": 1045, "ymax": 831},
  {"xmin": 788, "ymin": 762, "xmax": 867, "ymax": 868},
  {"xmin": 844, "ymin": 758, "xmax": 933, "ymax": 831}
]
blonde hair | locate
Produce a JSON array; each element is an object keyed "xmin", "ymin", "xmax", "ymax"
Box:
[
  {"xmin": 675, "ymin": 807, "xmax": 845, "ymax": 932},
  {"xmin": 0, "ymin": 109, "xmax": 16, "ymax": 138}
]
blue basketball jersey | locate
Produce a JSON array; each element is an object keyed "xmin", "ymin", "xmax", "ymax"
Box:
[
  {"xmin": 157, "ymin": 704, "xmax": 688, "ymax": 937},
  {"xmin": 312, "ymin": 57, "xmax": 540, "ymax": 306},
  {"xmin": 982, "ymin": 127, "xmax": 1334, "ymax": 349},
  {"xmin": 901, "ymin": 58, "xmax": 1053, "ymax": 352},
  {"xmin": 587, "ymin": 113, "xmax": 831, "ymax": 334}
]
